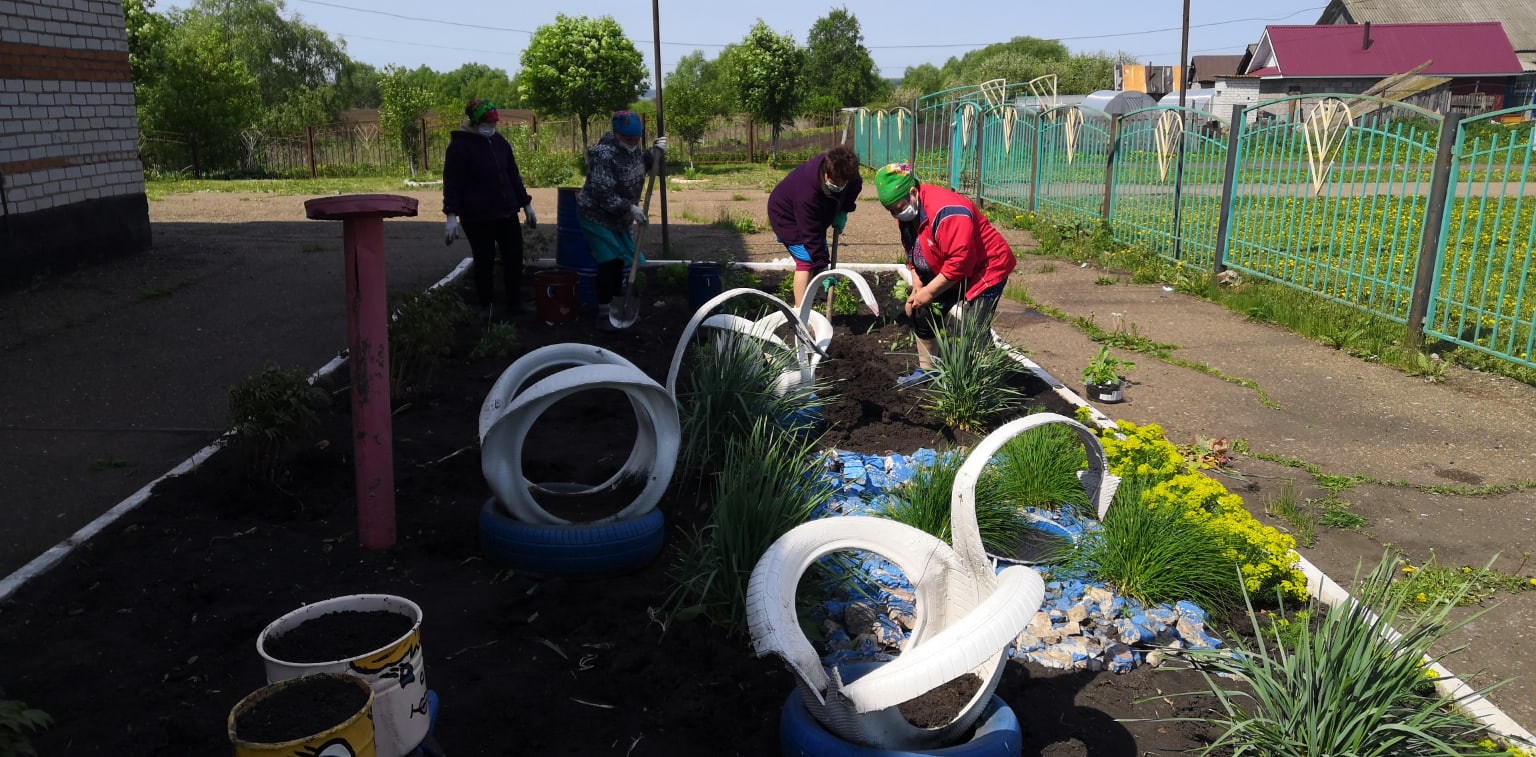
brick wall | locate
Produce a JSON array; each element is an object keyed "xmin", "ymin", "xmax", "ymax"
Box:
[{"xmin": 0, "ymin": 0, "xmax": 150, "ymax": 284}]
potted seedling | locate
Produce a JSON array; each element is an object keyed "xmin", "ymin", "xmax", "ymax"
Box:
[{"xmin": 1083, "ymin": 345, "xmax": 1133, "ymax": 403}]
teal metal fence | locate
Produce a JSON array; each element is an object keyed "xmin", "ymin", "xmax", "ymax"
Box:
[
  {"xmin": 1221, "ymin": 95, "xmax": 1443, "ymax": 324},
  {"xmin": 1428, "ymin": 105, "xmax": 1536, "ymax": 369},
  {"xmin": 845, "ymin": 88, "xmax": 1534, "ymax": 371}
]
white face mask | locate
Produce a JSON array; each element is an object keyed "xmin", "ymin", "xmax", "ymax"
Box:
[
  {"xmin": 477, "ymin": 124, "xmax": 496, "ymax": 137},
  {"xmin": 894, "ymin": 198, "xmax": 920, "ymax": 223},
  {"xmin": 824, "ymin": 179, "xmax": 846, "ymax": 194}
]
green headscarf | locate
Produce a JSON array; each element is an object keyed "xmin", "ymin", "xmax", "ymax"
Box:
[{"xmin": 874, "ymin": 162, "xmax": 917, "ymax": 205}]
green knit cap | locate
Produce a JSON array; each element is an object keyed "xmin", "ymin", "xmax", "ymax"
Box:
[{"xmin": 874, "ymin": 162, "xmax": 917, "ymax": 205}]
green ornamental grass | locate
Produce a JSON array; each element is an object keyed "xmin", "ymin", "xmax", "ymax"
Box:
[
  {"xmin": 1169, "ymin": 552, "xmax": 1506, "ymax": 757},
  {"xmin": 878, "ymin": 450, "xmax": 1029, "ymax": 557},
  {"xmin": 665, "ymin": 418, "xmax": 833, "ymax": 638},
  {"xmin": 985, "ymin": 415, "xmax": 1091, "ymax": 514},
  {"xmin": 676, "ymin": 327, "xmax": 825, "ymax": 476},
  {"xmin": 1073, "ymin": 493, "xmax": 1243, "ymax": 612},
  {"xmin": 918, "ymin": 305, "xmax": 1025, "ymax": 432}
]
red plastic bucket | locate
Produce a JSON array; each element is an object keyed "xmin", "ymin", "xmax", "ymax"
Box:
[{"xmin": 534, "ymin": 269, "xmax": 579, "ymax": 324}]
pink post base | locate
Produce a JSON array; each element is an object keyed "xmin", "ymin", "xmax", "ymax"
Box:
[{"xmin": 304, "ymin": 194, "xmax": 419, "ymax": 550}]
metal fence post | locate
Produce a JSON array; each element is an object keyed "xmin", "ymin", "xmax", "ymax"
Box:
[
  {"xmin": 1101, "ymin": 114, "xmax": 1121, "ymax": 221},
  {"xmin": 1029, "ymin": 114, "xmax": 1042, "ymax": 213},
  {"xmin": 976, "ymin": 111, "xmax": 988, "ymax": 202},
  {"xmin": 306, "ymin": 125, "xmax": 317, "ymax": 179},
  {"xmin": 1406, "ymin": 112, "xmax": 1462, "ymax": 350},
  {"xmin": 1212, "ymin": 104, "xmax": 1247, "ymax": 273}
]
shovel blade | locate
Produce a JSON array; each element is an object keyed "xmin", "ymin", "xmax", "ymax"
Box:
[{"xmin": 608, "ymin": 294, "xmax": 640, "ymax": 329}]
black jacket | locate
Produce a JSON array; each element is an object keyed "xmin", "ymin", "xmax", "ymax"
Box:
[{"xmin": 442, "ymin": 128, "xmax": 532, "ymax": 221}]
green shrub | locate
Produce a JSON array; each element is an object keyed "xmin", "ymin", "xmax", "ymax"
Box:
[
  {"xmin": 388, "ymin": 287, "xmax": 473, "ymax": 394},
  {"xmin": 470, "ymin": 323, "xmax": 518, "ymax": 359},
  {"xmin": 228, "ymin": 365, "xmax": 330, "ymax": 481},
  {"xmin": 0, "ymin": 696, "xmax": 51, "ymax": 757},
  {"xmin": 1073, "ymin": 495, "xmax": 1243, "ymax": 611}
]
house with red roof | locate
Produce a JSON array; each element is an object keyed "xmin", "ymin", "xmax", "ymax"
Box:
[{"xmin": 1211, "ymin": 22, "xmax": 1527, "ymax": 119}]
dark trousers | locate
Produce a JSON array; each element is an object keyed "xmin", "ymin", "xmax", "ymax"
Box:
[
  {"xmin": 911, "ymin": 280, "xmax": 1003, "ymax": 340},
  {"xmin": 462, "ymin": 217, "xmax": 524, "ymax": 308},
  {"xmin": 596, "ymin": 258, "xmax": 625, "ymax": 306}
]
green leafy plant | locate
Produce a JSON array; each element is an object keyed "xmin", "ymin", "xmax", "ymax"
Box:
[
  {"xmin": 1389, "ymin": 551, "xmax": 1535, "ymax": 613},
  {"xmin": 1072, "ymin": 495, "xmax": 1243, "ymax": 611},
  {"xmin": 470, "ymin": 323, "xmax": 519, "ymax": 359},
  {"xmin": 879, "ymin": 450, "xmax": 1029, "ymax": 556},
  {"xmin": 1264, "ymin": 479, "xmax": 1318, "ymax": 548},
  {"xmin": 1083, "ymin": 344, "xmax": 1134, "ymax": 386},
  {"xmin": 985, "ymin": 415, "xmax": 1091, "ymax": 514},
  {"xmin": 710, "ymin": 207, "xmax": 761, "ymax": 234},
  {"xmin": 228, "ymin": 364, "xmax": 330, "ymax": 481},
  {"xmin": 0, "ymin": 697, "xmax": 52, "ymax": 757},
  {"xmin": 676, "ymin": 328, "xmax": 824, "ymax": 475},
  {"xmin": 772, "ymin": 273, "xmax": 866, "ymax": 315},
  {"xmin": 388, "ymin": 287, "xmax": 473, "ymax": 395},
  {"xmin": 918, "ymin": 306, "xmax": 1026, "ymax": 432},
  {"xmin": 1166, "ymin": 552, "xmax": 1506, "ymax": 757},
  {"xmin": 665, "ymin": 418, "xmax": 832, "ymax": 637}
]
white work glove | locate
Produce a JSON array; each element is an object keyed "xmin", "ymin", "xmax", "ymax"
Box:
[
  {"xmin": 630, "ymin": 204, "xmax": 649, "ymax": 226},
  {"xmin": 523, "ymin": 204, "xmax": 537, "ymax": 229},
  {"xmin": 444, "ymin": 214, "xmax": 460, "ymax": 246},
  {"xmin": 653, "ymin": 136, "xmax": 668, "ymax": 153}
]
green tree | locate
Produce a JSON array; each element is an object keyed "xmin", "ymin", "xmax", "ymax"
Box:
[
  {"xmin": 137, "ymin": 23, "xmax": 260, "ymax": 174},
  {"xmin": 664, "ymin": 51, "xmax": 721, "ymax": 169},
  {"xmin": 439, "ymin": 63, "xmax": 520, "ymax": 111},
  {"xmin": 801, "ymin": 8, "xmax": 887, "ymax": 121},
  {"xmin": 722, "ymin": 20, "xmax": 803, "ymax": 163},
  {"xmin": 178, "ymin": 0, "xmax": 347, "ymax": 107},
  {"xmin": 379, "ymin": 66, "xmax": 435, "ymax": 174},
  {"xmin": 335, "ymin": 60, "xmax": 382, "ymax": 109},
  {"xmin": 258, "ymin": 84, "xmax": 340, "ymax": 132},
  {"xmin": 124, "ymin": 0, "xmax": 171, "ymax": 89},
  {"xmin": 893, "ymin": 62, "xmax": 947, "ymax": 103},
  {"xmin": 519, "ymin": 14, "xmax": 647, "ymax": 145}
]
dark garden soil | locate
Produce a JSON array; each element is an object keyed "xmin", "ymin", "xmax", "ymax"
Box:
[{"xmin": 0, "ymin": 271, "xmax": 1228, "ymax": 756}]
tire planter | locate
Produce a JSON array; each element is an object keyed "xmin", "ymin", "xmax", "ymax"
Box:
[
  {"xmin": 479, "ymin": 498, "xmax": 665, "ymax": 576},
  {"xmin": 256, "ymin": 595, "xmax": 429, "ymax": 757},
  {"xmin": 1085, "ymin": 380, "xmax": 1124, "ymax": 404},
  {"xmin": 779, "ymin": 663, "xmax": 1021, "ymax": 757},
  {"xmin": 228, "ymin": 672, "xmax": 376, "ymax": 757}
]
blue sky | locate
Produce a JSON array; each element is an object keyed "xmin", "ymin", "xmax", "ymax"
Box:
[{"xmin": 155, "ymin": 0, "xmax": 1330, "ymax": 80}]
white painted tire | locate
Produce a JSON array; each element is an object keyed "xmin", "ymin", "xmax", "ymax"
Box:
[
  {"xmin": 746, "ymin": 517, "xmax": 1044, "ymax": 750},
  {"xmin": 481, "ymin": 363, "xmax": 679, "ymax": 526}
]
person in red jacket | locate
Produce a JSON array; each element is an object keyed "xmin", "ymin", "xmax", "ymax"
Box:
[
  {"xmin": 442, "ymin": 98, "xmax": 535, "ymax": 320},
  {"xmin": 873, "ymin": 162, "xmax": 1017, "ymax": 387},
  {"xmin": 767, "ymin": 146, "xmax": 862, "ymax": 307}
]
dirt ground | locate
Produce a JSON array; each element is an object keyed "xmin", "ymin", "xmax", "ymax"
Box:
[{"xmin": 2, "ymin": 177, "xmax": 1534, "ymax": 747}]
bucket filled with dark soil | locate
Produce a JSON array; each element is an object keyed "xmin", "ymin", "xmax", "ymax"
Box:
[
  {"xmin": 227, "ymin": 672, "xmax": 374, "ymax": 756},
  {"xmin": 256, "ymin": 594, "xmax": 427, "ymax": 757}
]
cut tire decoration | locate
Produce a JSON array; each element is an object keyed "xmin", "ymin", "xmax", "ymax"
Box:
[
  {"xmin": 481, "ymin": 362, "xmax": 679, "ymax": 526},
  {"xmin": 478, "ymin": 498, "xmax": 664, "ymax": 576},
  {"xmin": 668, "ymin": 288, "xmax": 824, "ymax": 398}
]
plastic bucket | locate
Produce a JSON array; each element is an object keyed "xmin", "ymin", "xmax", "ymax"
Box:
[
  {"xmin": 256, "ymin": 594, "xmax": 427, "ymax": 757},
  {"xmin": 687, "ymin": 262, "xmax": 723, "ymax": 311},
  {"xmin": 533, "ymin": 269, "xmax": 579, "ymax": 324},
  {"xmin": 229, "ymin": 672, "xmax": 375, "ymax": 757}
]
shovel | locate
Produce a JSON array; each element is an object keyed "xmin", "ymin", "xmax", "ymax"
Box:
[
  {"xmin": 609, "ymin": 149, "xmax": 660, "ymax": 330},
  {"xmin": 823, "ymin": 227, "xmax": 841, "ymax": 322}
]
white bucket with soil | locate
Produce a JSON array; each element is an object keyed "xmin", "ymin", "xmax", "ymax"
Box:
[{"xmin": 256, "ymin": 594, "xmax": 428, "ymax": 757}]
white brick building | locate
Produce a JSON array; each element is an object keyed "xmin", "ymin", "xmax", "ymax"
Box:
[{"xmin": 1, "ymin": 0, "xmax": 150, "ymax": 282}]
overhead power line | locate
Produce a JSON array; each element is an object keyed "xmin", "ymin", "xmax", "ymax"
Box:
[{"xmin": 295, "ymin": 0, "xmax": 1325, "ymax": 52}]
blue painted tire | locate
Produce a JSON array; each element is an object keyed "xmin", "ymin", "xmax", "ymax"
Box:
[
  {"xmin": 779, "ymin": 689, "xmax": 1021, "ymax": 757},
  {"xmin": 478, "ymin": 499, "xmax": 664, "ymax": 576}
]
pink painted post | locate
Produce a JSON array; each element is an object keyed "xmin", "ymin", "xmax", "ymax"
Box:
[{"xmin": 303, "ymin": 194, "xmax": 419, "ymax": 550}]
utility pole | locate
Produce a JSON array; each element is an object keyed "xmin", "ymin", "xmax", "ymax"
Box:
[
  {"xmin": 1172, "ymin": 0, "xmax": 1191, "ymax": 261},
  {"xmin": 651, "ymin": 0, "xmax": 670, "ymax": 256}
]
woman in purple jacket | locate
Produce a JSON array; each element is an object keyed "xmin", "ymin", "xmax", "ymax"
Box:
[
  {"xmin": 767, "ymin": 146, "xmax": 862, "ymax": 307},
  {"xmin": 442, "ymin": 98, "xmax": 535, "ymax": 319}
]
